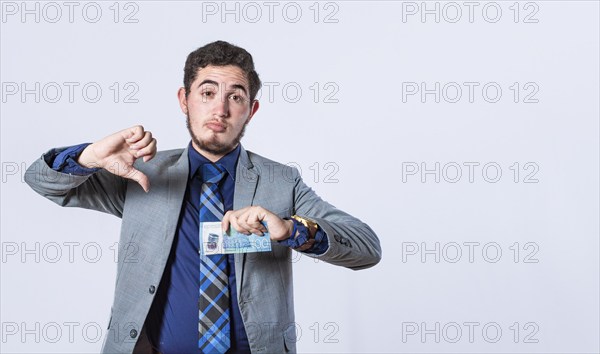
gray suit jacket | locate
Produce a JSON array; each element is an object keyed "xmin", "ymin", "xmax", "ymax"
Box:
[{"xmin": 25, "ymin": 145, "xmax": 381, "ymax": 353}]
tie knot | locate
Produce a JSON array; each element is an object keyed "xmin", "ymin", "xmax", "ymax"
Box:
[{"xmin": 201, "ymin": 163, "xmax": 226, "ymax": 184}]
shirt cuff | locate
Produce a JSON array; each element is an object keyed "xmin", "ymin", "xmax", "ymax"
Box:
[
  {"xmin": 50, "ymin": 143, "xmax": 101, "ymax": 175},
  {"xmin": 277, "ymin": 219, "xmax": 329, "ymax": 255}
]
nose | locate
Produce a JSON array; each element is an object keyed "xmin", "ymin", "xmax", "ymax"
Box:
[{"xmin": 213, "ymin": 93, "xmax": 230, "ymax": 118}]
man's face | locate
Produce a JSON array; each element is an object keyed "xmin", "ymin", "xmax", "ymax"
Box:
[{"xmin": 178, "ymin": 65, "xmax": 259, "ymax": 161}]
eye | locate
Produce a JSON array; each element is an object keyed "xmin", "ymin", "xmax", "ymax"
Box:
[
  {"xmin": 229, "ymin": 94, "xmax": 245, "ymax": 104},
  {"xmin": 201, "ymin": 90, "xmax": 215, "ymax": 97}
]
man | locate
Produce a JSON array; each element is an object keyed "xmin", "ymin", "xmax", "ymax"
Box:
[{"xmin": 25, "ymin": 40, "xmax": 381, "ymax": 353}]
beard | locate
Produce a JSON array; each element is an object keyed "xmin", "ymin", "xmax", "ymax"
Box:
[{"xmin": 186, "ymin": 114, "xmax": 247, "ymax": 157}]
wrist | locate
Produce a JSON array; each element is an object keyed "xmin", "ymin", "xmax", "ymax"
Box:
[
  {"xmin": 286, "ymin": 219, "xmax": 296, "ymax": 239},
  {"xmin": 77, "ymin": 144, "xmax": 100, "ymax": 169}
]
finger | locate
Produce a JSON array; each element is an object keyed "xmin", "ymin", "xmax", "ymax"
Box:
[
  {"xmin": 223, "ymin": 207, "xmax": 251, "ymax": 233},
  {"xmin": 245, "ymin": 216, "xmax": 266, "ymax": 236},
  {"xmin": 125, "ymin": 125, "xmax": 145, "ymax": 143},
  {"xmin": 239, "ymin": 208, "xmax": 266, "ymax": 234},
  {"xmin": 222, "ymin": 211, "xmax": 233, "ymax": 233},
  {"xmin": 243, "ymin": 212, "xmax": 267, "ymax": 235},
  {"xmin": 231, "ymin": 214, "xmax": 251, "ymax": 235},
  {"xmin": 250, "ymin": 207, "xmax": 268, "ymax": 233},
  {"xmin": 137, "ymin": 139, "xmax": 157, "ymax": 161},
  {"xmin": 130, "ymin": 131, "xmax": 153, "ymax": 150},
  {"xmin": 244, "ymin": 223, "xmax": 264, "ymax": 236},
  {"xmin": 123, "ymin": 167, "xmax": 150, "ymax": 193},
  {"xmin": 257, "ymin": 220, "xmax": 268, "ymax": 233},
  {"xmin": 235, "ymin": 218, "xmax": 252, "ymax": 235}
]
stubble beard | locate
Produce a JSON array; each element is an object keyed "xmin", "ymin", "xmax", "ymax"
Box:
[{"xmin": 186, "ymin": 114, "xmax": 247, "ymax": 156}]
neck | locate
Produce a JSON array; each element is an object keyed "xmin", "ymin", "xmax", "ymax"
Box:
[{"xmin": 192, "ymin": 142, "xmax": 237, "ymax": 163}]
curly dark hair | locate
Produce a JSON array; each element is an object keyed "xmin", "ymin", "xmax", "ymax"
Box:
[{"xmin": 183, "ymin": 40, "xmax": 262, "ymax": 103}]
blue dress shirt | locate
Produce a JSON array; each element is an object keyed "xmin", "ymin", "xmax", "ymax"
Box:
[{"xmin": 144, "ymin": 144, "xmax": 249, "ymax": 353}]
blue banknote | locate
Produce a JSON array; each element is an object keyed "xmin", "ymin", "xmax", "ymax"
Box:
[{"xmin": 199, "ymin": 221, "xmax": 272, "ymax": 255}]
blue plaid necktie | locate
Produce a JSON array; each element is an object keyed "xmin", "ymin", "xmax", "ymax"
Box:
[{"xmin": 198, "ymin": 163, "xmax": 231, "ymax": 353}]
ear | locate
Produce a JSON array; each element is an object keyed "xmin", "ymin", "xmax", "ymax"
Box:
[
  {"xmin": 177, "ymin": 87, "xmax": 188, "ymax": 115},
  {"xmin": 246, "ymin": 100, "xmax": 260, "ymax": 124}
]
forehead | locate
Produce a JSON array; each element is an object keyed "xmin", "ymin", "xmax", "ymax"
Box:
[{"xmin": 194, "ymin": 65, "xmax": 249, "ymax": 88}]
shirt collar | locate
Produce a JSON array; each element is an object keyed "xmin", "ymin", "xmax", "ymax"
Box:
[{"xmin": 188, "ymin": 142, "xmax": 240, "ymax": 182}]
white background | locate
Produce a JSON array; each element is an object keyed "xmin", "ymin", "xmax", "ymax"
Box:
[{"xmin": 1, "ymin": 1, "xmax": 599, "ymax": 353}]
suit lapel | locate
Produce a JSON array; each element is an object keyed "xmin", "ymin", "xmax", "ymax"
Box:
[
  {"xmin": 164, "ymin": 146, "xmax": 190, "ymax": 244},
  {"xmin": 233, "ymin": 145, "xmax": 259, "ymax": 298}
]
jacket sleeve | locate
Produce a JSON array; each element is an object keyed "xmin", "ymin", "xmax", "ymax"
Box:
[
  {"xmin": 291, "ymin": 168, "xmax": 382, "ymax": 270},
  {"xmin": 24, "ymin": 147, "xmax": 127, "ymax": 218}
]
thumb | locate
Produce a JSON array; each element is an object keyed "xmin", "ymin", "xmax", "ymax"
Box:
[
  {"xmin": 124, "ymin": 167, "xmax": 150, "ymax": 193},
  {"xmin": 221, "ymin": 211, "xmax": 231, "ymax": 234}
]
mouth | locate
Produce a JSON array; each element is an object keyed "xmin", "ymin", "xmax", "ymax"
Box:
[{"xmin": 205, "ymin": 121, "xmax": 227, "ymax": 133}]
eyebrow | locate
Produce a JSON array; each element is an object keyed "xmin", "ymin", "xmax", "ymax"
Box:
[{"xmin": 197, "ymin": 80, "xmax": 248, "ymax": 96}]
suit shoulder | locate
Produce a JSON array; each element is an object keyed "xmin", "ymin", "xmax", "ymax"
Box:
[
  {"xmin": 153, "ymin": 148, "xmax": 185, "ymax": 163},
  {"xmin": 245, "ymin": 150, "xmax": 299, "ymax": 177},
  {"xmin": 246, "ymin": 150, "xmax": 280, "ymax": 165}
]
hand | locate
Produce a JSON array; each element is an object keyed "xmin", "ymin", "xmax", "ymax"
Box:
[
  {"xmin": 77, "ymin": 125, "xmax": 157, "ymax": 192},
  {"xmin": 222, "ymin": 206, "xmax": 294, "ymax": 241}
]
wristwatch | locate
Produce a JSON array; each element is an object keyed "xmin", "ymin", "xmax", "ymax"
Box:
[{"xmin": 290, "ymin": 215, "xmax": 319, "ymax": 251}]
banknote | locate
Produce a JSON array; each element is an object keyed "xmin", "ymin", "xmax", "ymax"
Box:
[{"xmin": 199, "ymin": 221, "xmax": 272, "ymax": 255}]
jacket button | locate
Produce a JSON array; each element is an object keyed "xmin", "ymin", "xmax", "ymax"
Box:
[
  {"xmin": 149, "ymin": 285, "xmax": 156, "ymax": 294},
  {"xmin": 130, "ymin": 329, "xmax": 138, "ymax": 338}
]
